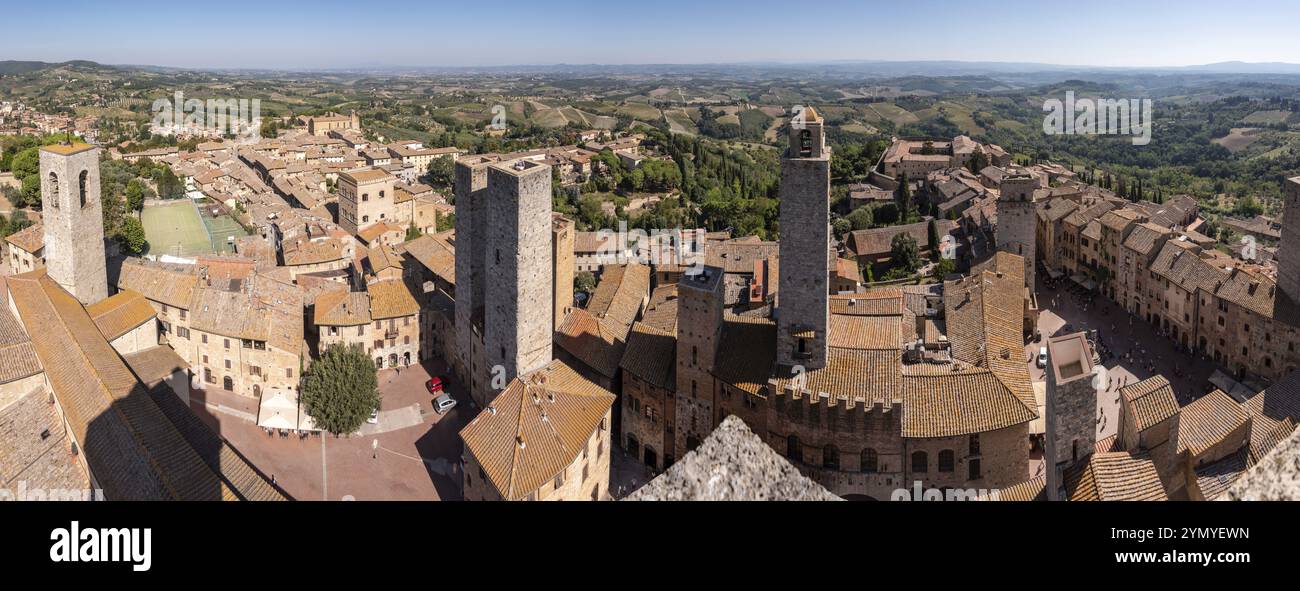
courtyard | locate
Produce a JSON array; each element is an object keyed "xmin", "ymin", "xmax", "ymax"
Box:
[
  {"xmin": 1029, "ymin": 277, "xmax": 1224, "ymax": 444},
  {"xmin": 188, "ymin": 356, "xmax": 469, "ymax": 500}
]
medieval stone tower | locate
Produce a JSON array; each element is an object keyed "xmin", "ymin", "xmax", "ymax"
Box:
[
  {"xmin": 1044, "ymin": 332, "xmax": 1098, "ymax": 501},
  {"xmin": 1276, "ymin": 176, "xmax": 1300, "ymax": 325},
  {"xmin": 996, "ymin": 173, "xmax": 1039, "ymax": 290},
  {"xmin": 40, "ymin": 142, "xmax": 107, "ymax": 305},
  {"xmin": 454, "ymin": 156, "xmax": 492, "ymax": 402},
  {"xmin": 483, "ymin": 159, "xmax": 553, "ymax": 402},
  {"xmin": 776, "ymin": 106, "xmax": 832, "ymax": 370},
  {"xmin": 551, "ymin": 214, "xmax": 576, "ymax": 331},
  {"xmin": 674, "ymin": 265, "xmax": 724, "ymax": 455}
]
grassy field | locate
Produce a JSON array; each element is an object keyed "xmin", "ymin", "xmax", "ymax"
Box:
[{"xmin": 142, "ymin": 200, "xmax": 211, "ymax": 257}]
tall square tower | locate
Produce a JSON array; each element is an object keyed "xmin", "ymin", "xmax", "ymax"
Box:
[
  {"xmin": 551, "ymin": 214, "xmax": 576, "ymax": 331},
  {"xmin": 453, "ymin": 157, "xmax": 492, "ymax": 400},
  {"xmin": 996, "ymin": 173, "xmax": 1040, "ymax": 289},
  {"xmin": 776, "ymin": 106, "xmax": 832, "ymax": 370},
  {"xmin": 483, "ymin": 159, "xmax": 553, "ymax": 399},
  {"xmin": 1044, "ymin": 332, "xmax": 1098, "ymax": 501},
  {"xmin": 337, "ymin": 168, "xmax": 397, "ymax": 235},
  {"xmin": 674, "ymin": 265, "xmax": 724, "ymax": 455},
  {"xmin": 1276, "ymin": 176, "xmax": 1300, "ymax": 326},
  {"xmin": 39, "ymin": 142, "xmax": 107, "ymax": 305}
]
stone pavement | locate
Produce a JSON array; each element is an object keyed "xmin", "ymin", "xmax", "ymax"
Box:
[
  {"xmin": 1031, "ymin": 278, "xmax": 1223, "ymax": 442},
  {"xmin": 190, "ymin": 357, "xmax": 470, "ymax": 500}
]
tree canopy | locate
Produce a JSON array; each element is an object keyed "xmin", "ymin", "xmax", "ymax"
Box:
[{"xmin": 300, "ymin": 344, "xmax": 381, "ymax": 435}]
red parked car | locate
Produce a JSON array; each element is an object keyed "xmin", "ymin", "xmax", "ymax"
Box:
[{"xmin": 426, "ymin": 377, "xmax": 445, "ymax": 394}]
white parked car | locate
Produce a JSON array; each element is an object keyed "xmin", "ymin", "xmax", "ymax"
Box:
[
  {"xmin": 367, "ymin": 409, "xmax": 379, "ymax": 424},
  {"xmin": 1036, "ymin": 347, "xmax": 1048, "ymax": 368}
]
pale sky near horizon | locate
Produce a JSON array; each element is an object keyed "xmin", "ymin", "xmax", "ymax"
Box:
[{"xmin": 4, "ymin": 0, "xmax": 1299, "ymax": 69}]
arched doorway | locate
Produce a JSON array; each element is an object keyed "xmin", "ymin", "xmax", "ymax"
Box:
[
  {"xmin": 644, "ymin": 446, "xmax": 657, "ymax": 470},
  {"xmin": 375, "ymin": 356, "xmax": 384, "ymax": 368},
  {"xmin": 626, "ymin": 434, "xmax": 640, "ymax": 458},
  {"xmin": 388, "ymin": 353, "xmax": 398, "ymax": 367},
  {"xmin": 222, "ymin": 376, "xmax": 233, "ymax": 391}
]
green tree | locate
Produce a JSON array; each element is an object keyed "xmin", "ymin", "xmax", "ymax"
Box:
[
  {"xmin": 927, "ymin": 219, "xmax": 940, "ymax": 260},
  {"xmin": 19, "ymin": 174, "xmax": 40, "ymax": 209},
  {"xmin": 890, "ymin": 232, "xmax": 922, "ymax": 273},
  {"xmin": 300, "ymin": 344, "xmax": 381, "ymax": 435},
  {"xmin": 9, "ymin": 148, "xmax": 39, "ymax": 181},
  {"xmin": 436, "ymin": 211, "xmax": 455, "ymax": 233},
  {"xmin": 934, "ymin": 257, "xmax": 956, "ymax": 278},
  {"xmin": 574, "ymin": 271, "xmax": 597, "ymax": 295},
  {"xmin": 405, "ymin": 222, "xmax": 422, "ymax": 241},
  {"xmin": 116, "ymin": 216, "xmax": 148, "ymax": 255},
  {"xmin": 426, "ymin": 156, "xmax": 454, "ymax": 189},
  {"xmin": 125, "ymin": 179, "xmax": 145, "ymax": 212},
  {"xmin": 845, "ymin": 206, "xmax": 874, "ymax": 231}
]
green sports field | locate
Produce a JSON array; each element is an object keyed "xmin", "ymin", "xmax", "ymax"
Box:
[{"xmin": 142, "ymin": 200, "xmax": 212, "ymax": 257}]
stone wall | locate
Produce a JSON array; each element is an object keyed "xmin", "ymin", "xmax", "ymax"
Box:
[
  {"xmin": 484, "ymin": 161, "xmax": 553, "ymax": 392},
  {"xmin": 40, "ymin": 145, "xmax": 107, "ymax": 305},
  {"xmin": 776, "ymin": 150, "xmax": 832, "ymax": 369},
  {"xmin": 673, "ymin": 267, "xmax": 723, "ymax": 456}
]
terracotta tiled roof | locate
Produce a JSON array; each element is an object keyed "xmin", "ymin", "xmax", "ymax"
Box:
[
  {"xmin": 827, "ymin": 314, "xmax": 901, "ymax": 350},
  {"xmin": 357, "ymin": 222, "xmax": 403, "ymax": 244},
  {"xmin": 1037, "ymin": 198, "xmax": 1078, "ymax": 223},
  {"xmin": 1213, "ymin": 267, "xmax": 1274, "ymax": 318},
  {"xmin": 774, "ymin": 349, "xmax": 902, "ymax": 405},
  {"xmin": 619, "ymin": 322, "xmax": 675, "ymax": 390},
  {"xmin": 122, "ymin": 345, "xmax": 189, "ymax": 389},
  {"xmin": 585, "ymin": 262, "xmax": 649, "ymax": 337},
  {"xmin": 1099, "ymin": 208, "xmax": 1143, "ymax": 232},
  {"xmin": 112, "ymin": 257, "xmax": 201, "ymax": 309},
  {"xmin": 901, "ymin": 367, "xmax": 1037, "ymax": 438},
  {"xmin": 1064, "ymin": 451, "xmax": 1168, "ymax": 501},
  {"xmin": 830, "ymin": 290, "xmax": 903, "ymax": 316},
  {"xmin": 1242, "ymin": 371, "xmax": 1300, "ymax": 463},
  {"xmin": 283, "ymin": 236, "xmax": 347, "ymax": 266},
  {"xmin": 554, "ymin": 308, "xmax": 626, "ymax": 380},
  {"xmin": 340, "ymin": 168, "xmax": 392, "ymax": 184},
  {"xmin": 639, "ymin": 284, "xmax": 678, "ymax": 333},
  {"xmin": 1120, "ymin": 376, "xmax": 1181, "ymax": 432},
  {"xmin": 0, "ymin": 387, "xmax": 89, "ymax": 492},
  {"xmin": 713, "ymin": 315, "xmax": 776, "ymax": 395},
  {"xmin": 401, "ymin": 234, "xmax": 455, "ymax": 285},
  {"xmin": 1121, "ymin": 222, "xmax": 1171, "ymax": 256},
  {"xmin": 6, "ymin": 271, "xmax": 242, "ymax": 500},
  {"xmin": 459, "ymin": 360, "xmax": 614, "ymax": 500},
  {"xmin": 1194, "ymin": 448, "xmax": 1249, "ymax": 500},
  {"xmin": 367, "ymin": 279, "xmax": 419, "ymax": 320},
  {"xmin": 4, "ymin": 222, "xmax": 43, "ymax": 253},
  {"xmin": 1176, "ymin": 389, "xmax": 1248, "ymax": 457},
  {"xmin": 1149, "ymin": 241, "xmax": 1226, "ymax": 295},
  {"xmin": 0, "ymin": 304, "xmax": 41, "ymax": 385},
  {"xmin": 313, "ymin": 290, "xmax": 370, "ymax": 326},
  {"xmin": 994, "ymin": 475, "xmax": 1046, "ymax": 501},
  {"xmin": 367, "ymin": 243, "xmax": 403, "ymax": 273},
  {"xmin": 86, "ymin": 289, "xmax": 157, "ymax": 341},
  {"xmin": 705, "ymin": 238, "xmax": 779, "ymax": 274}
]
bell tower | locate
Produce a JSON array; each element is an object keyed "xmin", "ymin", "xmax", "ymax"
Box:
[
  {"xmin": 776, "ymin": 106, "xmax": 832, "ymax": 370},
  {"xmin": 39, "ymin": 141, "xmax": 107, "ymax": 305}
]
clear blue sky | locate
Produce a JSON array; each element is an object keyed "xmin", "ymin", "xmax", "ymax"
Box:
[{"xmin": 5, "ymin": 0, "xmax": 1299, "ymax": 69}]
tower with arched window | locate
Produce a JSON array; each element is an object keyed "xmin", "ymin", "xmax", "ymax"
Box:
[
  {"xmin": 39, "ymin": 141, "xmax": 107, "ymax": 305},
  {"xmin": 777, "ymin": 106, "xmax": 832, "ymax": 369},
  {"xmin": 996, "ymin": 173, "xmax": 1040, "ymax": 290}
]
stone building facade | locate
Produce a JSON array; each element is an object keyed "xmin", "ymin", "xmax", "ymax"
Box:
[
  {"xmin": 337, "ymin": 168, "xmax": 398, "ymax": 235},
  {"xmin": 40, "ymin": 143, "xmax": 107, "ymax": 305}
]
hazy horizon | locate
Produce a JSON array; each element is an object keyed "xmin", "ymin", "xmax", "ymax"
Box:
[{"xmin": 5, "ymin": 0, "xmax": 1300, "ymax": 70}]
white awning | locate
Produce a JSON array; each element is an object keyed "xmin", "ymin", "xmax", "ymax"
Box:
[{"xmin": 257, "ymin": 389, "xmax": 300, "ymax": 430}]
